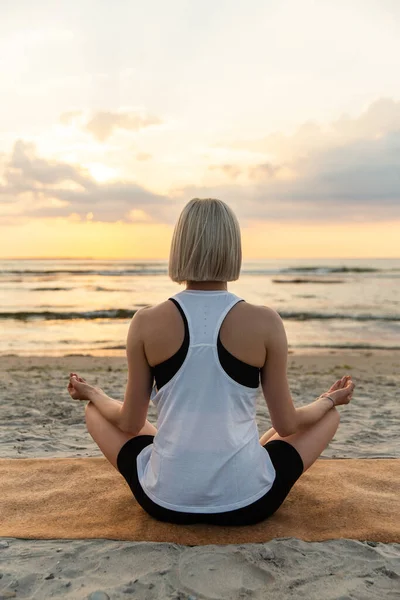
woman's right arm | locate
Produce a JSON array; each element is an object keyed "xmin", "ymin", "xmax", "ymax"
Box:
[{"xmin": 260, "ymin": 308, "xmax": 347, "ymax": 436}]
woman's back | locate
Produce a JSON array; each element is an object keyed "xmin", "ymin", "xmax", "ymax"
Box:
[
  {"xmin": 136, "ymin": 289, "xmax": 277, "ymax": 512},
  {"xmin": 142, "ymin": 291, "xmax": 268, "ymax": 372}
]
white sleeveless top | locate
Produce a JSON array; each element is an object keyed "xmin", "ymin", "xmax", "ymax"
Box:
[{"xmin": 136, "ymin": 290, "xmax": 276, "ymax": 513}]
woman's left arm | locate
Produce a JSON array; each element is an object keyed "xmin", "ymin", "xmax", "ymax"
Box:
[{"xmin": 82, "ymin": 308, "xmax": 153, "ymax": 434}]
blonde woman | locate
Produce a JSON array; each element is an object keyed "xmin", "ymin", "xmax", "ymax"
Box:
[{"xmin": 68, "ymin": 198, "xmax": 355, "ymax": 525}]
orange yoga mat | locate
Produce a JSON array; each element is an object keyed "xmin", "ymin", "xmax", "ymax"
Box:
[{"xmin": 1, "ymin": 457, "xmax": 398, "ymax": 545}]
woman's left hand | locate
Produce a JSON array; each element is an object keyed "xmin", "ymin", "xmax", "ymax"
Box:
[{"xmin": 67, "ymin": 372, "xmax": 100, "ymax": 401}]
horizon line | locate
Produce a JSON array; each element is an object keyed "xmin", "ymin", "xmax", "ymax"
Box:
[{"xmin": 1, "ymin": 256, "xmax": 399, "ymax": 261}]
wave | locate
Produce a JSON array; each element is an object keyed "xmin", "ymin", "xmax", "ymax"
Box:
[
  {"xmin": 1, "ymin": 308, "xmax": 399, "ymax": 322},
  {"xmin": 98, "ymin": 344, "xmax": 126, "ymax": 350},
  {"xmin": 273, "ymin": 278, "xmax": 344, "ymax": 284},
  {"xmin": 0, "ymin": 309, "xmax": 137, "ymax": 321},
  {"xmin": 32, "ymin": 287, "xmax": 70, "ymax": 291},
  {"xmin": 89, "ymin": 286, "xmax": 128, "ymax": 292},
  {"xmin": 294, "ymin": 343, "xmax": 400, "ymax": 350},
  {"xmin": 282, "ymin": 266, "xmax": 383, "ymax": 273},
  {"xmin": 0, "ymin": 268, "xmax": 168, "ymax": 277},
  {"xmin": 9, "ymin": 285, "xmax": 125, "ymax": 292},
  {"xmin": 1, "ymin": 265, "xmax": 399, "ymax": 278},
  {"xmin": 280, "ymin": 311, "xmax": 400, "ymax": 321}
]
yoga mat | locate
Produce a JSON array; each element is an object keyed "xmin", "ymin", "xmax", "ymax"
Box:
[{"xmin": 1, "ymin": 458, "xmax": 398, "ymax": 544}]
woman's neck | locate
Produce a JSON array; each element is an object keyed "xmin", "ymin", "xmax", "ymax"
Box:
[{"xmin": 185, "ymin": 281, "xmax": 228, "ymax": 291}]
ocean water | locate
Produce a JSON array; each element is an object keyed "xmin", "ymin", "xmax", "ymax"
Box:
[{"xmin": 0, "ymin": 258, "xmax": 399, "ymax": 356}]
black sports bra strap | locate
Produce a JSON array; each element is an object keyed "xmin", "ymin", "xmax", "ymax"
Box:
[
  {"xmin": 168, "ymin": 298, "xmax": 190, "ymax": 340},
  {"xmin": 150, "ymin": 297, "xmax": 259, "ymax": 391},
  {"xmin": 150, "ymin": 299, "xmax": 189, "ymax": 390}
]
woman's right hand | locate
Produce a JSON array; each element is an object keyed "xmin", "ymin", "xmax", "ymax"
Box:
[
  {"xmin": 68, "ymin": 373, "xmax": 100, "ymax": 402},
  {"xmin": 321, "ymin": 375, "xmax": 355, "ymax": 406}
]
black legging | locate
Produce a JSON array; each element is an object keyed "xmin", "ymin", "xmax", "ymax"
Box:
[{"xmin": 117, "ymin": 436, "xmax": 304, "ymax": 526}]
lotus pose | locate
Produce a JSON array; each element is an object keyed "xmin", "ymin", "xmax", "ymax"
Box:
[{"xmin": 68, "ymin": 198, "xmax": 355, "ymax": 525}]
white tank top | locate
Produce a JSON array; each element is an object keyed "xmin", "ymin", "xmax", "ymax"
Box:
[{"xmin": 136, "ymin": 289, "xmax": 276, "ymax": 513}]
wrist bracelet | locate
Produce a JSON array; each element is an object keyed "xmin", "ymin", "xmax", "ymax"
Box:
[{"xmin": 320, "ymin": 394, "xmax": 335, "ymax": 408}]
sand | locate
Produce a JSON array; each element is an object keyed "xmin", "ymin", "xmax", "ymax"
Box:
[{"xmin": 0, "ymin": 349, "xmax": 399, "ymax": 599}]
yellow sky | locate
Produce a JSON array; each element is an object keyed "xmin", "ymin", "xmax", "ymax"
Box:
[{"xmin": 1, "ymin": 217, "xmax": 398, "ymax": 259}]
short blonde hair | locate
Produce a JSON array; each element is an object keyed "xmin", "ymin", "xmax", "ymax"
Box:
[{"xmin": 168, "ymin": 198, "xmax": 242, "ymax": 284}]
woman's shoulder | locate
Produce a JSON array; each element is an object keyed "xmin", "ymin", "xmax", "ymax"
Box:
[
  {"xmin": 134, "ymin": 300, "xmax": 183, "ymax": 333},
  {"xmin": 246, "ymin": 304, "xmax": 285, "ymax": 340},
  {"xmin": 135, "ymin": 299, "xmax": 175, "ymax": 317},
  {"xmin": 238, "ymin": 300, "xmax": 279, "ymax": 319}
]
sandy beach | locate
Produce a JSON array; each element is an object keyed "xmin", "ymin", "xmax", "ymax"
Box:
[{"xmin": 1, "ymin": 349, "xmax": 399, "ymax": 599}]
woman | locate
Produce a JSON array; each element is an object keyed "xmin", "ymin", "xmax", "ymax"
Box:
[{"xmin": 67, "ymin": 198, "xmax": 355, "ymax": 526}]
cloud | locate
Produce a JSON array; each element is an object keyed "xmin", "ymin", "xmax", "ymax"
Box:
[
  {"xmin": 59, "ymin": 110, "xmax": 83, "ymax": 125},
  {"xmin": 85, "ymin": 111, "xmax": 162, "ymax": 142},
  {"xmin": 6, "ymin": 140, "xmax": 92, "ymax": 188},
  {"xmin": 0, "ymin": 140, "xmax": 172, "ymax": 223},
  {"xmin": 208, "ymin": 162, "xmax": 286, "ymax": 182},
  {"xmin": 225, "ymin": 98, "xmax": 400, "ymax": 159},
  {"xmin": 201, "ymin": 133, "xmax": 400, "ymax": 223},
  {"xmin": 200, "ymin": 98, "xmax": 400, "ymax": 222},
  {"xmin": 136, "ymin": 152, "xmax": 152, "ymax": 161},
  {"xmin": 247, "ymin": 163, "xmax": 283, "ymax": 180},
  {"xmin": 2, "ymin": 98, "xmax": 400, "ymax": 227},
  {"xmin": 208, "ymin": 164, "xmax": 242, "ymax": 179},
  {"xmin": 59, "ymin": 109, "xmax": 162, "ymax": 142}
]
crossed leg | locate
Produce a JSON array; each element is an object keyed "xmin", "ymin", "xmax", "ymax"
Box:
[
  {"xmin": 84, "ymin": 402, "xmax": 157, "ymax": 470},
  {"xmin": 259, "ymin": 408, "xmax": 340, "ymax": 472}
]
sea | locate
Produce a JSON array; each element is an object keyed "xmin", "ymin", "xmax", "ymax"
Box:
[{"xmin": 0, "ymin": 258, "xmax": 399, "ymax": 357}]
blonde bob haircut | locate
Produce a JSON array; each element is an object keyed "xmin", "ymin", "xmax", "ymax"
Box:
[{"xmin": 168, "ymin": 198, "xmax": 242, "ymax": 284}]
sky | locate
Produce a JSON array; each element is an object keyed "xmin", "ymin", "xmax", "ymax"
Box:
[{"xmin": 0, "ymin": 0, "xmax": 399, "ymax": 259}]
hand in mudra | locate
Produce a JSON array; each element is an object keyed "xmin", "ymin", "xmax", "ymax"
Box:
[
  {"xmin": 321, "ymin": 375, "xmax": 355, "ymax": 406},
  {"xmin": 67, "ymin": 372, "xmax": 100, "ymax": 401}
]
